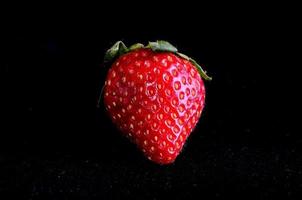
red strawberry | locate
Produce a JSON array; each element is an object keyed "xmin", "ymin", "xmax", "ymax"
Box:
[{"xmin": 101, "ymin": 41, "xmax": 211, "ymax": 164}]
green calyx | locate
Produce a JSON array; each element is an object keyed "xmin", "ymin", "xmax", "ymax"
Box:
[{"xmin": 104, "ymin": 40, "xmax": 212, "ymax": 81}]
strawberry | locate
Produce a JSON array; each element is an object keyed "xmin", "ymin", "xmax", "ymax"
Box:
[{"xmin": 101, "ymin": 41, "xmax": 211, "ymax": 164}]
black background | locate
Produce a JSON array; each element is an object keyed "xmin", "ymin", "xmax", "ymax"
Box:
[{"xmin": 2, "ymin": 6, "xmax": 301, "ymax": 199}]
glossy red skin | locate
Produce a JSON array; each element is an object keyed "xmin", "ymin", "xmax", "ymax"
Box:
[{"xmin": 103, "ymin": 49, "xmax": 205, "ymax": 164}]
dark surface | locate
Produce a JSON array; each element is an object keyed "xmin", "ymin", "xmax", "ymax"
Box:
[{"xmin": 2, "ymin": 9, "xmax": 301, "ymax": 199}]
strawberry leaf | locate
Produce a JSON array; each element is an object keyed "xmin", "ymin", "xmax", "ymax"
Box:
[
  {"xmin": 147, "ymin": 40, "xmax": 178, "ymax": 52},
  {"xmin": 104, "ymin": 41, "xmax": 128, "ymax": 62},
  {"xmin": 129, "ymin": 43, "xmax": 144, "ymax": 51},
  {"xmin": 176, "ymin": 52, "xmax": 212, "ymax": 81},
  {"xmin": 189, "ymin": 58, "xmax": 212, "ymax": 81},
  {"xmin": 176, "ymin": 52, "xmax": 190, "ymax": 60}
]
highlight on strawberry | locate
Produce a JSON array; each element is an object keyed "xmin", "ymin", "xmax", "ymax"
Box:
[{"xmin": 100, "ymin": 40, "xmax": 211, "ymax": 164}]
